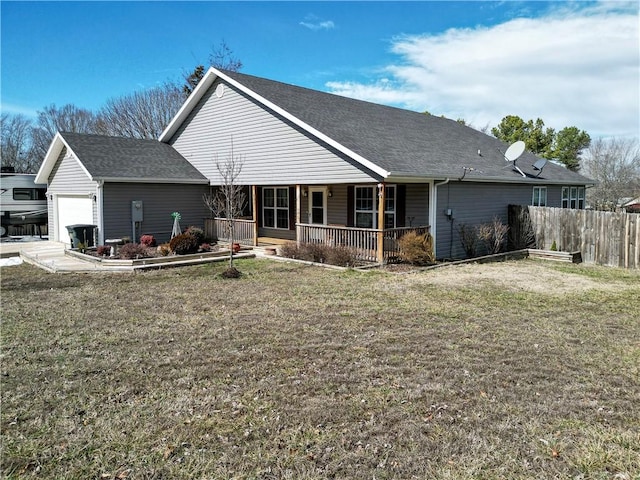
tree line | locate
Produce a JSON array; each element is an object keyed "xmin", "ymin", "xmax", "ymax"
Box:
[
  {"xmin": 1, "ymin": 83, "xmax": 184, "ymax": 174},
  {"xmin": 490, "ymin": 115, "xmax": 639, "ymax": 211},
  {"xmin": 1, "ymin": 41, "xmax": 242, "ymax": 174}
]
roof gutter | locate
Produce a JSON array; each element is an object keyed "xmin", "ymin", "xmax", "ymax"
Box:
[
  {"xmin": 387, "ymin": 171, "xmax": 591, "ymax": 186},
  {"xmin": 95, "ymin": 177, "xmax": 210, "ymax": 184}
]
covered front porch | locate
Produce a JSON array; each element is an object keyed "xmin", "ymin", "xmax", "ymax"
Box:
[
  {"xmin": 203, "ymin": 183, "xmax": 431, "ymax": 263},
  {"xmin": 205, "ymin": 218, "xmax": 429, "ymax": 264}
]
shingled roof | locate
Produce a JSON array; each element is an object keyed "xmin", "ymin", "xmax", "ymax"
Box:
[
  {"xmin": 163, "ymin": 67, "xmax": 592, "ymax": 185},
  {"xmin": 36, "ymin": 132, "xmax": 208, "ymax": 184}
]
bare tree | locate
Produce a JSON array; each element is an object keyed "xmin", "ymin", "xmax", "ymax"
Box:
[
  {"xmin": 1, "ymin": 113, "xmax": 36, "ymax": 173},
  {"xmin": 183, "ymin": 40, "xmax": 243, "ymax": 96},
  {"xmin": 581, "ymin": 137, "xmax": 640, "ymax": 211},
  {"xmin": 30, "ymin": 104, "xmax": 97, "ymax": 162},
  {"xmin": 96, "ymin": 83, "xmax": 184, "ymax": 139},
  {"xmin": 477, "ymin": 217, "xmax": 510, "ymax": 255},
  {"xmin": 203, "ymin": 142, "xmax": 247, "ymax": 276}
]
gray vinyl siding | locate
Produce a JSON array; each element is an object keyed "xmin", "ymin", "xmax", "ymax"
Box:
[
  {"xmin": 102, "ymin": 183, "xmax": 211, "ymax": 244},
  {"xmin": 47, "ymin": 148, "xmax": 96, "ymax": 193},
  {"xmin": 326, "ymin": 185, "xmax": 348, "ymax": 225},
  {"xmin": 169, "ymin": 79, "xmax": 376, "ymax": 185},
  {"xmin": 46, "ymin": 147, "xmax": 99, "ymax": 240},
  {"xmin": 434, "ymin": 182, "xmax": 565, "ymax": 259},
  {"xmin": 405, "ymin": 184, "xmax": 430, "ymax": 227}
]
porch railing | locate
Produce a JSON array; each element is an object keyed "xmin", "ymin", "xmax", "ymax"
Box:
[
  {"xmin": 297, "ymin": 223, "xmax": 430, "ymax": 263},
  {"xmin": 204, "ymin": 217, "xmax": 256, "ymax": 245}
]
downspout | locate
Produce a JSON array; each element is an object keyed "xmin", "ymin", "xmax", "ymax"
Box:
[
  {"xmin": 430, "ymin": 178, "xmax": 450, "ymax": 259},
  {"xmin": 96, "ymin": 180, "xmax": 104, "ymax": 245}
]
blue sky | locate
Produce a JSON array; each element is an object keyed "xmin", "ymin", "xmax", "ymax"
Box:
[{"xmin": 1, "ymin": 1, "xmax": 638, "ymax": 139}]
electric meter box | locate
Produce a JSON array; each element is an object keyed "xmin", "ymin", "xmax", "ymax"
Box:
[{"xmin": 131, "ymin": 200, "xmax": 143, "ymax": 222}]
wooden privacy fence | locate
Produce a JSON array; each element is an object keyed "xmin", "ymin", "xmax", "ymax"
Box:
[{"xmin": 509, "ymin": 205, "xmax": 640, "ymax": 269}]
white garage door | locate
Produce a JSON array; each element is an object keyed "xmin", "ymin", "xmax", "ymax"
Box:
[{"xmin": 56, "ymin": 196, "xmax": 94, "ymax": 244}]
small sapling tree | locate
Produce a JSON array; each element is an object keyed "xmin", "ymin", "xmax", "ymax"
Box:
[{"xmin": 203, "ymin": 142, "xmax": 247, "ymax": 277}]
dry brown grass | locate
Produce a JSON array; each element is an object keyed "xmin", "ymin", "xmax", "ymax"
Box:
[{"xmin": 1, "ymin": 258, "xmax": 639, "ymax": 479}]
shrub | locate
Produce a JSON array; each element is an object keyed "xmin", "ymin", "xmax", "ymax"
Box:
[
  {"xmin": 299, "ymin": 243, "xmax": 329, "ymax": 263},
  {"xmin": 169, "ymin": 233, "xmax": 199, "ymax": 255},
  {"xmin": 458, "ymin": 224, "xmax": 477, "ymax": 258},
  {"xmin": 280, "ymin": 242, "xmax": 356, "ymax": 266},
  {"xmin": 280, "ymin": 242, "xmax": 301, "ymax": 259},
  {"xmin": 184, "ymin": 226, "xmax": 205, "ymax": 245},
  {"xmin": 119, "ymin": 243, "xmax": 154, "ymax": 259},
  {"xmin": 157, "ymin": 244, "xmax": 171, "ymax": 256},
  {"xmin": 326, "ymin": 245, "xmax": 357, "ymax": 267},
  {"xmin": 550, "ymin": 240, "xmax": 558, "ymax": 251},
  {"xmin": 398, "ymin": 231, "xmax": 435, "ymax": 265},
  {"xmin": 477, "ymin": 217, "xmax": 509, "ymax": 255},
  {"xmin": 509, "ymin": 207, "xmax": 538, "ymax": 250},
  {"xmin": 96, "ymin": 245, "xmax": 111, "ymax": 257},
  {"xmin": 140, "ymin": 234, "xmax": 156, "ymax": 247}
]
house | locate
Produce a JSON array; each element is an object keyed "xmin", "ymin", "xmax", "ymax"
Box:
[
  {"xmin": 622, "ymin": 197, "xmax": 640, "ymax": 213},
  {"xmin": 36, "ymin": 67, "xmax": 593, "ymax": 260}
]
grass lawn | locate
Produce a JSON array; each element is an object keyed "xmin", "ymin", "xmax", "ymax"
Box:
[{"xmin": 1, "ymin": 258, "xmax": 639, "ymax": 479}]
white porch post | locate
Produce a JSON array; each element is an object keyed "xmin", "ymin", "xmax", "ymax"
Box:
[
  {"xmin": 252, "ymin": 185, "xmax": 258, "ymax": 246},
  {"xmin": 296, "ymin": 184, "xmax": 302, "ymax": 245}
]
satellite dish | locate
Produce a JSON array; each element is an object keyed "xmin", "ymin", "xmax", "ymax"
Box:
[
  {"xmin": 504, "ymin": 141, "xmax": 526, "ymax": 162},
  {"xmin": 532, "ymin": 158, "xmax": 547, "ymax": 177},
  {"xmin": 532, "ymin": 159, "xmax": 547, "ymax": 170}
]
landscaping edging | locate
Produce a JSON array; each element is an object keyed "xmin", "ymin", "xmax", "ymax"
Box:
[
  {"xmin": 527, "ymin": 249, "xmax": 582, "ymax": 263},
  {"xmin": 65, "ymin": 248, "xmax": 255, "ymax": 270}
]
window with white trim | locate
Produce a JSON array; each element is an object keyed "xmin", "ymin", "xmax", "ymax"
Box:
[
  {"xmin": 263, "ymin": 187, "xmax": 289, "ymax": 229},
  {"xmin": 532, "ymin": 186, "xmax": 547, "ymax": 207},
  {"xmin": 355, "ymin": 185, "xmax": 396, "ymax": 229},
  {"xmin": 562, "ymin": 186, "xmax": 585, "ymax": 209}
]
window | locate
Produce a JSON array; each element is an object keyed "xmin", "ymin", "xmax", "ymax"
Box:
[
  {"xmin": 532, "ymin": 186, "xmax": 547, "ymax": 207},
  {"xmin": 355, "ymin": 186, "xmax": 374, "ymax": 228},
  {"xmin": 384, "ymin": 186, "xmax": 396, "ymax": 229},
  {"xmin": 562, "ymin": 186, "xmax": 585, "ymax": 209},
  {"xmin": 13, "ymin": 188, "xmax": 47, "ymax": 201},
  {"xmin": 262, "ymin": 187, "xmax": 289, "ymax": 229},
  {"xmin": 355, "ymin": 185, "xmax": 396, "ymax": 229}
]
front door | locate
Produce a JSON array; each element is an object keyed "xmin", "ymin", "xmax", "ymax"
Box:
[{"xmin": 308, "ymin": 187, "xmax": 327, "ymax": 225}]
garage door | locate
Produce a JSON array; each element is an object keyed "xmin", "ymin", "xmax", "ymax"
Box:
[{"xmin": 56, "ymin": 196, "xmax": 94, "ymax": 244}]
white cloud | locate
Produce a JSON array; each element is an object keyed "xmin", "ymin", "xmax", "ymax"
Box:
[
  {"xmin": 300, "ymin": 16, "xmax": 335, "ymax": 31},
  {"xmin": 327, "ymin": 3, "xmax": 639, "ymax": 139}
]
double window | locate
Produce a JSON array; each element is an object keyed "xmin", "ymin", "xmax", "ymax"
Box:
[
  {"xmin": 262, "ymin": 187, "xmax": 289, "ymax": 229},
  {"xmin": 532, "ymin": 186, "xmax": 547, "ymax": 207},
  {"xmin": 562, "ymin": 186, "xmax": 585, "ymax": 209},
  {"xmin": 355, "ymin": 185, "xmax": 396, "ymax": 229}
]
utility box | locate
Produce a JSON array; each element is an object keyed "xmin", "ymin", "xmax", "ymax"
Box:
[{"xmin": 131, "ymin": 201, "xmax": 143, "ymax": 222}]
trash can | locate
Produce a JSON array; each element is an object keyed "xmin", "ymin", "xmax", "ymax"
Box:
[{"xmin": 66, "ymin": 224, "xmax": 97, "ymax": 248}]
